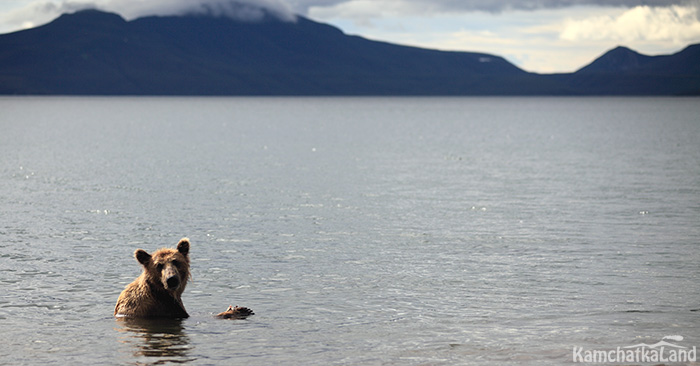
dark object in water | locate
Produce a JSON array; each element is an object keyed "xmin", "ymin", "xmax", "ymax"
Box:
[{"xmin": 216, "ymin": 305, "xmax": 254, "ymax": 319}]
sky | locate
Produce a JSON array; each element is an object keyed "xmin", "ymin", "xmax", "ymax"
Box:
[{"xmin": 1, "ymin": 0, "xmax": 699, "ymax": 73}]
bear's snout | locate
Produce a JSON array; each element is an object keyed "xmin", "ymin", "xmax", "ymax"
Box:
[
  {"xmin": 166, "ymin": 275, "xmax": 180, "ymax": 289},
  {"xmin": 162, "ymin": 265, "xmax": 181, "ymax": 290}
]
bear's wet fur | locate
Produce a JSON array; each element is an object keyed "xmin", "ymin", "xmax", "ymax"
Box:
[{"xmin": 114, "ymin": 238, "xmax": 191, "ymax": 318}]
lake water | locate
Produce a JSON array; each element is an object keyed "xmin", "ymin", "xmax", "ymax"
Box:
[{"xmin": 1, "ymin": 97, "xmax": 699, "ymax": 365}]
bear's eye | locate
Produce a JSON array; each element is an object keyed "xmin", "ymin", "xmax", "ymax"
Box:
[
  {"xmin": 156, "ymin": 263, "xmax": 164, "ymax": 271},
  {"xmin": 171, "ymin": 260, "xmax": 180, "ymax": 267}
]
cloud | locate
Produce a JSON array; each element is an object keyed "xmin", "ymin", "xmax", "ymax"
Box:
[
  {"xmin": 303, "ymin": 0, "xmax": 700, "ymax": 32},
  {"xmin": 297, "ymin": 0, "xmax": 697, "ymax": 17},
  {"xmin": 0, "ymin": 1, "xmax": 93, "ymax": 31},
  {"xmin": 0, "ymin": 0, "xmax": 296, "ymax": 32},
  {"xmin": 2, "ymin": 0, "xmax": 696, "ymax": 32},
  {"xmin": 560, "ymin": 5, "xmax": 700, "ymax": 45},
  {"xmin": 103, "ymin": 0, "xmax": 296, "ymax": 22}
]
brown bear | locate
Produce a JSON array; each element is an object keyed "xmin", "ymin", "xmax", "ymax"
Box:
[{"xmin": 114, "ymin": 238, "xmax": 191, "ymax": 318}]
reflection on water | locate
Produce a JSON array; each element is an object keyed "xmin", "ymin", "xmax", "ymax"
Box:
[{"xmin": 116, "ymin": 318, "xmax": 194, "ymax": 364}]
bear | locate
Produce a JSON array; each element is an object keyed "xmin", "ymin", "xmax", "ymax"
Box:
[{"xmin": 114, "ymin": 238, "xmax": 191, "ymax": 318}]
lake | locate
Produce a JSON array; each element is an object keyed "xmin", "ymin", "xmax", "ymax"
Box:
[{"xmin": 1, "ymin": 97, "xmax": 699, "ymax": 365}]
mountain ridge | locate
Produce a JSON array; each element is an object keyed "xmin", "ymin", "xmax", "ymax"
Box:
[
  {"xmin": 576, "ymin": 46, "xmax": 655, "ymax": 74},
  {"xmin": 0, "ymin": 9, "xmax": 698, "ymax": 95}
]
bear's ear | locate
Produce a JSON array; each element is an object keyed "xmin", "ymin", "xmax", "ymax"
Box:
[
  {"xmin": 177, "ymin": 238, "xmax": 190, "ymax": 257},
  {"xmin": 134, "ymin": 249, "xmax": 151, "ymax": 266}
]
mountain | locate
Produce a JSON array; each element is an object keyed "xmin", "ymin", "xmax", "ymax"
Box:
[
  {"xmin": 577, "ymin": 44, "xmax": 700, "ymax": 76},
  {"xmin": 0, "ymin": 9, "xmax": 698, "ymax": 95},
  {"xmin": 554, "ymin": 44, "xmax": 700, "ymax": 95},
  {"xmin": 576, "ymin": 46, "xmax": 655, "ymax": 74}
]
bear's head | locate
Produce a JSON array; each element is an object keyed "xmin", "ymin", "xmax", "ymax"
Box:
[{"xmin": 134, "ymin": 238, "xmax": 191, "ymax": 294}]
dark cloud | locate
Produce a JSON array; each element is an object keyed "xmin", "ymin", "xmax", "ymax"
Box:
[
  {"xmin": 288, "ymin": 0, "xmax": 697, "ymax": 14},
  {"xmin": 19, "ymin": 0, "xmax": 699, "ymax": 22},
  {"xmin": 477, "ymin": 0, "xmax": 697, "ymax": 13}
]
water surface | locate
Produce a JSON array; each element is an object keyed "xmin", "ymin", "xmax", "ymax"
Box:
[{"xmin": 1, "ymin": 97, "xmax": 699, "ymax": 365}]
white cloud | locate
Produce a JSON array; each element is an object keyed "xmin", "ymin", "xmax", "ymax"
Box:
[
  {"xmin": 0, "ymin": 0, "xmax": 296, "ymax": 33},
  {"xmin": 560, "ymin": 5, "xmax": 700, "ymax": 45},
  {"xmin": 309, "ymin": 0, "xmax": 419, "ymax": 21},
  {"xmin": 102, "ymin": 0, "xmax": 296, "ymax": 22},
  {"xmin": 0, "ymin": 1, "xmax": 92, "ymax": 31}
]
